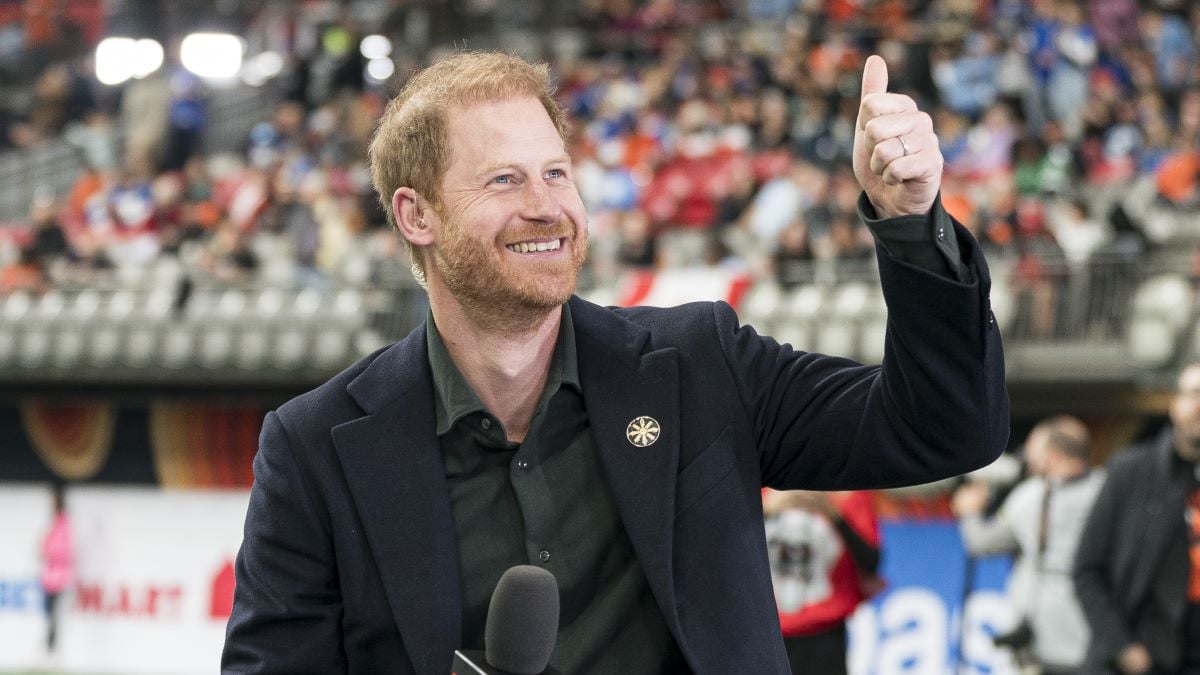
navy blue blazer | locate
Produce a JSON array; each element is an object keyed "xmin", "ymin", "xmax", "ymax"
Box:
[{"xmin": 223, "ymin": 229, "xmax": 1009, "ymax": 674}]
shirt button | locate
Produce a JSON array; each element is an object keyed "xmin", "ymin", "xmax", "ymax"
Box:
[
  {"xmin": 516, "ymin": 459, "xmax": 530, "ymax": 470},
  {"xmin": 538, "ymin": 549, "xmax": 550, "ymax": 563},
  {"xmin": 480, "ymin": 417, "xmax": 492, "ymax": 430}
]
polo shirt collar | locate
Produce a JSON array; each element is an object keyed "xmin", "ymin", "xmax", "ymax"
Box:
[{"xmin": 426, "ymin": 302, "xmax": 580, "ymax": 436}]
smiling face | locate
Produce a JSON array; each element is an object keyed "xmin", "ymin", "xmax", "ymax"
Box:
[{"xmin": 421, "ymin": 96, "xmax": 589, "ymax": 329}]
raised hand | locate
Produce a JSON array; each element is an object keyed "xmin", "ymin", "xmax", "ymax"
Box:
[{"xmin": 852, "ymin": 55, "xmax": 942, "ymax": 219}]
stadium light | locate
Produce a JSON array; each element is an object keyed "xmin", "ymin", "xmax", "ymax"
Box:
[
  {"xmin": 96, "ymin": 37, "xmax": 163, "ymax": 85},
  {"xmin": 360, "ymin": 34, "xmax": 392, "ymax": 60},
  {"xmin": 180, "ymin": 32, "xmax": 244, "ymax": 80},
  {"xmin": 132, "ymin": 39, "xmax": 164, "ymax": 79},
  {"xmin": 366, "ymin": 57, "xmax": 394, "ymax": 83}
]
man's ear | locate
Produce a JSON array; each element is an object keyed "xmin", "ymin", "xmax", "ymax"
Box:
[{"xmin": 392, "ymin": 187, "xmax": 435, "ymax": 247}]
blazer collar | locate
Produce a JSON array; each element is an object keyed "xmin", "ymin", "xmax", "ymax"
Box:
[{"xmin": 335, "ymin": 325, "xmax": 462, "ymax": 675}]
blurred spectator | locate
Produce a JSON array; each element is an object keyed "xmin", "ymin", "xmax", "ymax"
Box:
[
  {"xmin": 41, "ymin": 485, "xmax": 74, "ymax": 663},
  {"xmin": 824, "ymin": 210, "xmax": 875, "ymax": 266},
  {"xmin": 952, "ymin": 416, "xmax": 1104, "ymax": 674},
  {"xmin": 0, "ymin": 246, "xmax": 46, "ymax": 292},
  {"xmin": 1049, "ymin": 198, "xmax": 1111, "ymax": 267},
  {"xmin": 0, "ymin": 0, "xmax": 1193, "ymax": 351},
  {"xmin": 1139, "ymin": 7, "xmax": 1196, "ymax": 95},
  {"xmin": 1075, "ymin": 362, "xmax": 1200, "ymax": 674},
  {"xmin": 199, "ymin": 223, "xmax": 259, "ymax": 285},
  {"xmin": 772, "ymin": 219, "xmax": 815, "ymax": 288},
  {"xmin": 614, "ymin": 210, "xmax": 658, "ymax": 269},
  {"xmin": 931, "ymin": 33, "xmax": 1000, "ymax": 118},
  {"xmin": 764, "ymin": 489, "xmax": 882, "ymax": 675}
]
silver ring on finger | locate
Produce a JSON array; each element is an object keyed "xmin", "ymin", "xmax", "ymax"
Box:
[{"xmin": 898, "ymin": 135, "xmax": 911, "ymax": 157}]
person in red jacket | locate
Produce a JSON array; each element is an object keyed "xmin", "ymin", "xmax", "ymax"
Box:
[{"xmin": 764, "ymin": 489, "xmax": 882, "ymax": 674}]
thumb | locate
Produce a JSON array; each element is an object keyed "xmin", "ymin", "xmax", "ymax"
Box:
[{"xmin": 860, "ymin": 55, "xmax": 888, "ymax": 99}]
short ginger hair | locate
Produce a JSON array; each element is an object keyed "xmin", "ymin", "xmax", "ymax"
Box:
[{"xmin": 367, "ymin": 51, "xmax": 570, "ymax": 280}]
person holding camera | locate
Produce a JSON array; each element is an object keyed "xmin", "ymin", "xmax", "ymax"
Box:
[{"xmin": 952, "ymin": 416, "xmax": 1105, "ymax": 674}]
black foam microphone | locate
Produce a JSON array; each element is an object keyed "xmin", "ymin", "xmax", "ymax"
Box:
[{"xmin": 452, "ymin": 565, "xmax": 561, "ymax": 675}]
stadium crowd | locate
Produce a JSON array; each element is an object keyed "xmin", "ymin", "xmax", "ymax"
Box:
[{"xmin": 0, "ymin": 0, "xmax": 1197, "ymax": 339}]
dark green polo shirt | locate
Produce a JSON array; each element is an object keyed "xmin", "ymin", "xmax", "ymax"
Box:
[{"xmin": 427, "ymin": 303, "xmax": 678, "ymax": 672}]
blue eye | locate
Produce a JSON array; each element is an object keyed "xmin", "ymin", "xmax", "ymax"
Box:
[
  {"xmin": 546, "ymin": 169, "xmax": 565, "ymax": 179},
  {"xmin": 493, "ymin": 175, "xmax": 512, "ymax": 184}
]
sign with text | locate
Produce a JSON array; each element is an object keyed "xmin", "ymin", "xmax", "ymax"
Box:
[
  {"xmin": 0, "ymin": 489, "xmax": 1018, "ymax": 674},
  {"xmin": 0, "ymin": 485, "xmax": 53, "ymax": 669},
  {"xmin": 58, "ymin": 487, "xmax": 248, "ymax": 674},
  {"xmin": 849, "ymin": 520, "xmax": 1018, "ymax": 675}
]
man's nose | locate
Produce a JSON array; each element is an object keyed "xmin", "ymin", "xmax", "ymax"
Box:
[{"xmin": 520, "ymin": 180, "xmax": 564, "ymax": 224}]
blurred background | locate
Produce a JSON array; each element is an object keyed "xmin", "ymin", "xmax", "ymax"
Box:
[{"xmin": 0, "ymin": 0, "xmax": 1197, "ymax": 672}]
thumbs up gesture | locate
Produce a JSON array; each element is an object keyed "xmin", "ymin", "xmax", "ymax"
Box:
[{"xmin": 852, "ymin": 55, "xmax": 942, "ymax": 219}]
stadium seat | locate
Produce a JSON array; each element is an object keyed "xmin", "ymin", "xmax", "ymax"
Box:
[
  {"xmin": 88, "ymin": 326, "xmax": 123, "ymax": 368},
  {"xmin": 313, "ymin": 327, "xmax": 350, "ymax": 369},
  {"xmin": 216, "ymin": 289, "xmax": 249, "ymax": 320},
  {"xmin": 71, "ymin": 289, "xmax": 104, "ymax": 322},
  {"xmin": 235, "ymin": 328, "xmax": 270, "ymax": 370},
  {"xmin": 2, "ymin": 290, "xmax": 32, "ymax": 323},
  {"xmin": 199, "ymin": 326, "xmax": 235, "ymax": 369},
  {"xmin": 860, "ymin": 317, "xmax": 888, "ymax": 365},
  {"xmin": 142, "ymin": 288, "xmax": 176, "ymax": 322},
  {"xmin": 107, "ymin": 289, "xmax": 138, "ymax": 322},
  {"xmin": 254, "ymin": 288, "xmax": 286, "ymax": 321},
  {"xmin": 739, "ymin": 281, "xmax": 784, "ymax": 333},
  {"xmin": 52, "ymin": 327, "xmax": 87, "ymax": 369},
  {"xmin": 354, "ymin": 329, "xmax": 388, "ymax": 358},
  {"xmin": 333, "ymin": 288, "xmax": 364, "ymax": 324},
  {"xmin": 161, "ymin": 325, "xmax": 197, "ymax": 370},
  {"xmin": 784, "ymin": 285, "xmax": 825, "ymax": 322},
  {"xmin": 815, "ymin": 319, "xmax": 858, "ymax": 357},
  {"xmin": 1128, "ymin": 316, "xmax": 1175, "ymax": 368},
  {"xmin": 273, "ymin": 329, "xmax": 307, "ymax": 370},
  {"xmin": 18, "ymin": 328, "xmax": 50, "ymax": 367},
  {"xmin": 771, "ymin": 320, "xmax": 812, "ymax": 352},
  {"xmin": 830, "ymin": 283, "xmax": 872, "ymax": 319},
  {"xmin": 123, "ymin": 327, "xmax": 159, "ymax": 369},
  {"xmin": 34, "ymin": 289, "xmax": 66, "ymax": 322},
  {"xmin": 1127, "ymin": 274, "xmax": 1192, "ymax": 368},
  {"xmin": 292, "ymin": 287, "xmax": 324, "ymax": 321}
]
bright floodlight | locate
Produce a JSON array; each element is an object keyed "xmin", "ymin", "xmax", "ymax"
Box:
[
  {"xmin": 132, "ymin": 39, "xmax": 164, "ymax": 78},
  {"xmin": 366, "ymin": 57, "xmax": 394, "ymax": 82},
  {"xmin": 96, "ymin": 37, "xmax": 137, "ymax": 85},
  {"xmin": 180, "ymin": 33, "xmax": 244, "ymax": 80},
  {"xmin": 360, "ymin": 34, "xmax": 392, "ymax": 60}
]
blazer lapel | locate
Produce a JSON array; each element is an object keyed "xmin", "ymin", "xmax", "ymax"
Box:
[
  {"xmin": 570, "ymin": 297, "xmax": 685, "ymax": 642},
  {"xmin": 332, "ymin": 331, "xmax": 461, "ymax": 675}
]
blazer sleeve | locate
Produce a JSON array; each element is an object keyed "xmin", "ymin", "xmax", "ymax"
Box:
[
  {"xmin": 1073, "ymin": 461, "xmax": 1131, "ymax": 664},
  {"xmin": 715, "ymin": 217, "xmax": 1009, "ymax": 491},
  {"xmin": 222, "ymin": 411, "xmax": 347, "ymax": 674}
]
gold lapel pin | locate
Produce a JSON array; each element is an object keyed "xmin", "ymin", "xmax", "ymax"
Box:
[{"xmin": 626, "ymin": 416, "xmax": 661, "ymax": 447}]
